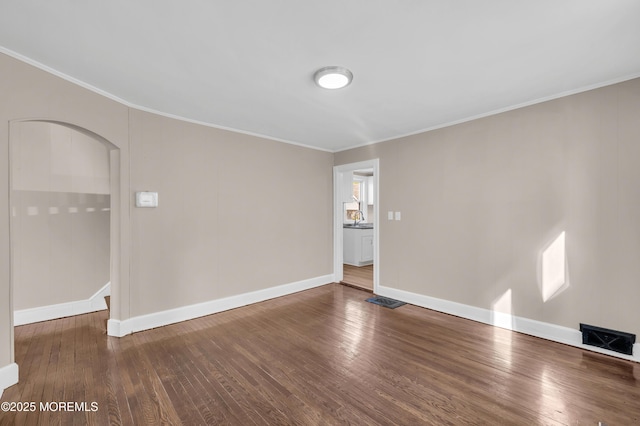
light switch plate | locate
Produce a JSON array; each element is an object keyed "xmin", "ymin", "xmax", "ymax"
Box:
[
  {"xmin": 395, "ymin": 211, "xmax": 401, "ymax": 221},
  {"xmin": 388, "ymin": 211, "xmax": 394, "ymax": 220},
  {"xmin": 136, "ymin": 191, "xmax": 158, "ymax": 208}
]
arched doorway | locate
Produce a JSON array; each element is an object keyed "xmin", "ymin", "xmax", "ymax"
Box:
[{"xmin": 8, "ymin": 120, "xmax": 122, "ymax": 331}]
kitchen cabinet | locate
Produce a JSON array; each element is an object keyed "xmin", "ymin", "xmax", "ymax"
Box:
[
  {"xmin": 361, "ymin": 234, "xmax": 373, "ymax": 261},
  {"xmin": 343, "ymin": 227, "xmax": 374, "ymax": 266},
  {"xmin": 367, "ymin": 176, "xmax": 374, "ymax": 205}
]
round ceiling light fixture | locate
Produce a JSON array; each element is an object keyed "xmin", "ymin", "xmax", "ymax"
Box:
[{"xmin": 314, "ymin": 66, "xmax": 353, "ymax": 89}]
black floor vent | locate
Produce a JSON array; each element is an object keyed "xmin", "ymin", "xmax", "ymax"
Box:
[
  {"xmin": 580, "ymin": 323, "xmax": 635, "ymax": 355},
  {"xmin": 366, "ymin": 296, "xmax": 406, "ymax": 309}
]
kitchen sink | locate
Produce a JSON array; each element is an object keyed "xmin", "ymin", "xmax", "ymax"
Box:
[{"xmin": 343, "ymin": 223, "xmax": 373, "ymax": 229}]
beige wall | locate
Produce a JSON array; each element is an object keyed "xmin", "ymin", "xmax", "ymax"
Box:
[
  {"xmin": 11, "ymin": 121, "xmax": 110, "ymax": 194},
  {"xmin": 335, "ymin": 78, "xmax": 640, "ymax": 337},
  {"xmin": 11, "ymin": 121, "xmax": 111, "ymax": 310},
  {"xmin": 12, "ymin": 191, "xmax": 110, "ymax": 310},
  {"xmin": 128, "ymin": 110, "xmax": 333, "ymax": 316}
]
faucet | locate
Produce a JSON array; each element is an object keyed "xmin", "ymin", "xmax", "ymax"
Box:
[{"xmin": 354, "ymin": 210, "xmax": 365, "ymax": 225}]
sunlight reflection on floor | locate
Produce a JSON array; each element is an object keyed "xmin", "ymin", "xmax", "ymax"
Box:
[{"xmin": 538, "ymin": 364, "xmax": 568, "ymax": 424}]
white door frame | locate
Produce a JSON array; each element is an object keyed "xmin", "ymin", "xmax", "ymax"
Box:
[{"xmin": 333, "ymin": 159, "xmax": 380, "ymax": 293}]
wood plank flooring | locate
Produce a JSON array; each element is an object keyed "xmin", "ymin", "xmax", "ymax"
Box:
[
  {"xmin": 2, "ymin": 283, "xmax": 640, "ymax": 425},
  {"xmin": 342, "ymin": 264, "xmax": 373, "ymax": 291}
]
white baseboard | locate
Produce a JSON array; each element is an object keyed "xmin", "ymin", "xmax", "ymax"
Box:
[
  {"xmin": 377, "ymin": 285, "xmax": 640, "ymax": 363},
  {"xmin": 0, "ymin": 363, "xmax": 19, "ymax": 399},
  {"xmin": 343, "ymin": 260, "xmax": 373, "ymax": 267},
  {"xmin": 14, "ymin": 282, "xmax": 111, "ymax": 326},
  {"xmin": 108, "ymin": 274, "xmax": 334, "ymax": 337}
]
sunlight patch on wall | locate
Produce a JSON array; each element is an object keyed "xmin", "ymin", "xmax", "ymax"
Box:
[
  {"xmin": 491, "ymin": 288, "xmax": 514, "ymax": 368},
  {"xmin": 491, "ymin": 288, "xmax": 513, "ymax": 330},
  {"xmin": 541, "ymin": 231, "xmax": 569, "ymax": 302}
]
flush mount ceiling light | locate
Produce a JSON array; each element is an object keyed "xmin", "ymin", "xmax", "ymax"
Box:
[{"xmin": 314, "ymin": 66, "xmax": 353, "ymax": 89}]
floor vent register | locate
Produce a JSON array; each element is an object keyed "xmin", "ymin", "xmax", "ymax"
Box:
[
  {"xmin": 366, "ymin": 296, "xmax": 406, "ymax": 309},
  {"xmin": 580, "ymin": 323, "xmax": 635, "ymax": 356}
]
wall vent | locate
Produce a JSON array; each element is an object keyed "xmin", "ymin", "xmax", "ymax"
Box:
[{"xmin": 579, "ymin": 323, "xmax": 635, "ymax": 355}]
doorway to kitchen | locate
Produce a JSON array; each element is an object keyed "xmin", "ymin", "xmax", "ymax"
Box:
[{"xmin": 333, "ymin": 159, "xmax": 379, "ymax": 293}]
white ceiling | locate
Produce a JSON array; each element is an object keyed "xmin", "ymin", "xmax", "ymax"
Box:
[{"xmin": 1, "ymin": 1, "xmax": 640, "ymax": 152}]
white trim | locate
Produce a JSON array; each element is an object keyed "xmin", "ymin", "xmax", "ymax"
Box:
[
  {"xmin": 333, "ymin": 170, "xmax": 344, "ymax": 284},
  {"xmin": 107, "ymin": 274, "xmax": 333, "ymax": 337},
  {"xmin": 377, "ymin": 285, "xmax": 640, "ymax": 363},
  {"xmin": 13, "ymin": 282, "xmax": 111, "ymax": 326},
  {"xmin": 333, "ymin": 160, "xmax": 380, "ymax": 293},
  {"xmin": 333, "ymin": 71, "xmax": 640, "ymax": 153},
  {"xmin": 0, "ymin": 363, "xmax": 19, "ymax": 398},
  {"xmin": 3, "ymin": 46, "xmax": 640, "ymax": 155},
  {"xmin": 0, "ymin": 46, "xmax": 332, "ymax": 153}
]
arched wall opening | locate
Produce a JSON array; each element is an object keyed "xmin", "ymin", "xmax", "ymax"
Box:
[{"xmin": 8, "ymin": 119, "xmax": 122, "ymax": 336}]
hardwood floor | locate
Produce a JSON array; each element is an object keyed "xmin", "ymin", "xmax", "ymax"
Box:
[
  {"xmin": 2, "ymin": 283, "xmax": 640, "ymax": 425},
  {"xmin": 342, "ymin": 264, "xmax": 373, "ymax": 291}
]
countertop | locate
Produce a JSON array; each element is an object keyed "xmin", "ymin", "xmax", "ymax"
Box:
[{"xmin": 343, "ymin": 223, "xmax": 373, "ymax": 229}]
